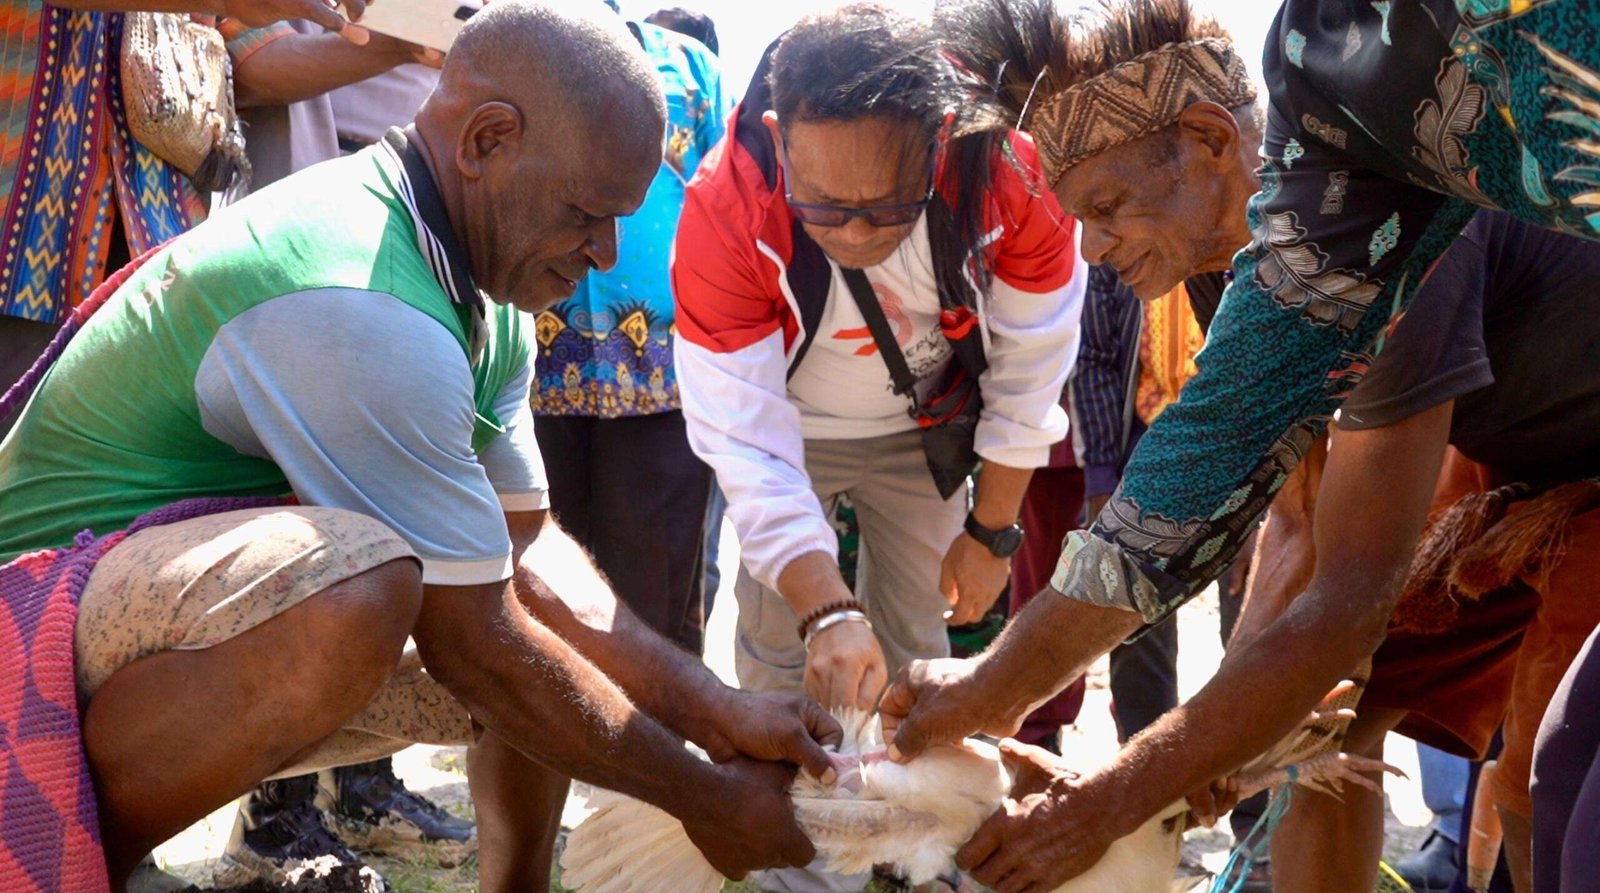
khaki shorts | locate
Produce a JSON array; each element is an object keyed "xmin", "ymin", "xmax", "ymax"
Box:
[{"xmin": 75, "ymin": 506, "xmax": 477, "ymax": 775}]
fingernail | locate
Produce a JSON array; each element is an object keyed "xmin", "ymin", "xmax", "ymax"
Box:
[
  {"xmin": 887, "ymin": 744, "xmax": 904, "ymax": 763},
  {"xmin": 821, "ymin": 767, "xmax": 837, "ymax": 785}
]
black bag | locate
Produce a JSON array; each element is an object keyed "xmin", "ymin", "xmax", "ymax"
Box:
[{"xmin": 840, "ymin": 266, "xmax": 986, "ymax": 500}]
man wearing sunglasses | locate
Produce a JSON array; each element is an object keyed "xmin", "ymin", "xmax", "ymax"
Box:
[{"xmin": 672, "ymin": 2, "xmax": 1084, "ymax": 768}]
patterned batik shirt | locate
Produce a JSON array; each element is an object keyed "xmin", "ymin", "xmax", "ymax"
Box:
[
  {"xmin": 1054, "ymin": 0, "xmax": 1600, "ymax": 622},
  {"xmin": 0, "ymin": 4, "xmax": 231, "ymax": 325},
  {"xmin": 530, "ymin": 22, "xmax": 728, "ymax": 418}
]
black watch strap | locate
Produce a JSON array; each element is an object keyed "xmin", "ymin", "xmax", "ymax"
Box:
[{"xmin": 964, "ymin": 512, "xmax": 1024, "ymax": 558}]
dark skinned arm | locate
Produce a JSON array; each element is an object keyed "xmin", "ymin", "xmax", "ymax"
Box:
[
  {"xmin": 48, "ymin": 0, "xmax": 367, "ymax": 41},
  {"xmin": 949, "ymin": 401, "xmax": 1454, "ymax": 891},
  {"xmin": 233, "ymin": 31, "xmax": 439, "ymax": 109},
  {"xmin": 880, "ymin": 583, "xmax": 1142, "ymax": 756},
  {"xmin": 1225, "ymin": 433, "xmax": 1329, "ymax": 651},
  {"xmin": 410, "ymin": 510, "xmax": 837, "ymax": 878},
  {"xmin": 502, "ymin": 510, "xmax": 841, "ymax": 770}
]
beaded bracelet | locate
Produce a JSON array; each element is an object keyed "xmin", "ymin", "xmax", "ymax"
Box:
[
  {"xmin": 796, "ymin": 597, "xmax": 866, "ymax": 642},
  {"xmin": 802, "ymin": 610, "xmax": 871, "ymax": 649}
]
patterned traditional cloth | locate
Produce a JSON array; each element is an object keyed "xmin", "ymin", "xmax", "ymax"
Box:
[
  {"xmin": 0, "ymin": 242, "xmax": 226, "ymax": 893},
  {"xmin": 1028, "ymin": 38, "xmax": 1256, "ymax": 184},
  {"xmin": 530, "ymin": 22, "xmax": 726, "ymax": 418},
  {"xmin": 1052, "ymin": 0, "xmax": 1600, "ymax": 622},
  {"xmin": 0, "ymin": 497, "xmax": 281, "ymax": 893},
  {"xmin": 0, "ymin": 3, "xmax": 208, "ymax": 325}
]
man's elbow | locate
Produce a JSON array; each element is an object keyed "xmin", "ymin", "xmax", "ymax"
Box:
[{"xmin": 1306, "ymin": 569, "xmax": 1403, "ymax": 660}]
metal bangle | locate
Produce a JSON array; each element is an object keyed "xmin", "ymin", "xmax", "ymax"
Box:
[{"xmin": 802, "ymin": 609, "xmax": 871, "ymax": 649}]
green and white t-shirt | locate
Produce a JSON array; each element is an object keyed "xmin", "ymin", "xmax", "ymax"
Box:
[{"xmin": 0, "ymin": 131, "xmax": 546, "ymax": 585}]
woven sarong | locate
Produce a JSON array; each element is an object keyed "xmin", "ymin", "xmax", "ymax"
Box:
[{"xmin": 0, "ymin": 497, "xmax": 286, "ymax": 891}]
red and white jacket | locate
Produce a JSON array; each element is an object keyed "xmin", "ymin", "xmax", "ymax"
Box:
[{"xmin": 673, "ymin": 61, "xmax": 1086, "ymax": 591}]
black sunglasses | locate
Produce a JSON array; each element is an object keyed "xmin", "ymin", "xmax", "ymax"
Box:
[{"xmin": 782, "ymin": 147, "xmax": 937, "ymax": 228}]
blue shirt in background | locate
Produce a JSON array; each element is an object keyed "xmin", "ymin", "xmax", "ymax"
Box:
[{"xmin": 531, "ymin": 22, "xmax": 728, "ymax": 418}]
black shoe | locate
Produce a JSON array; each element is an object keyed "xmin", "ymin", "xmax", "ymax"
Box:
[
  {"xmin": 1395, "ymin": 830, "xmax": 1460, "ymax": 892},
  {"xmin": 327, "ymin": 758, "xmax": 475, "ymax": 863},
  {"xmin": 219, "ymin": 775, "xmax": 388, "ymax": 890}
]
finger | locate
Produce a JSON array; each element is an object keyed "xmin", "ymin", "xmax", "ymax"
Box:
[
  {"xmin": 857, "ymin": 658, "xmax": 888, "ymax": 710},
  {"xmin": 939, "ymin": 557, "xmax": 959, "ymax": 608},
  {"xmin": 879, "ymin": 710, "xmax": 900, "ymax": 745},
  {"xmin": 877, "ymin": 669, "xmax": 917, "ymax": 720},
  {"xmin": 784, "ymin": 709, "xmax": 840, "ymax": 784},
  {"xmin": 340, "ymin": 0, "xmax": 367, "ymax": 21},
  {"xmin": 780, "ymin": 823, "xmax": 817, "ymax": 868},
  {"xmin": 799, "ymin": 697, "xmax": 845, "ymax": 748},
  {"xmin": 997, "ymin": 738, "xmax": 1055, "ymax": 777},
  {"xmin": 299, "ymin": 0, "xmax": 353, "ymax": 38},
  {"xmin": 1186, "ymin": 789, "xmax": 1216, "ymax": 828},
  {"xmin": 953, "ymin": 808, "xmax": 1005, "ymax": 870},
  {"xmin": 803, "ymin": 667, "xmax": 828, "ymax": 708},
  {"xmin": 337, "ymin": 21, "xmax": 370, "ymax": 45},
  {"xmin": 417, "ymin": 46, "xmax": 445, "ymax": 67},
  {"xmin": 827, "ymin": 665, "xmax": 857, "ymax": 713}
]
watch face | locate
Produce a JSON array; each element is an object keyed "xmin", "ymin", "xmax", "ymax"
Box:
[{"xmin": 993, "ymin": 527, "xmax": 1024, "ymax": 558}]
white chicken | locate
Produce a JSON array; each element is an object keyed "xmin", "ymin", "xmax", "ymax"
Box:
[{"xmin": 560, "ymin": 708, "xmax": 1394, "ymax": 893}]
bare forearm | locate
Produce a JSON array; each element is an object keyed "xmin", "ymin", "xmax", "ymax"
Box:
[
  {"xmin": 417, "ymin": 585, "xmax": 724, "ymax": 819},
  {"xmin": 49, "ymin": 0, "xmax": 219, "ymax": 12},
  {"xmin": 1090, "ymin": 574, "xmax": 1393, "ymax": 836},
  {"xmin": 971, "ymin": 459, "xmax": 1033, "ymax": 529},
  {"xmin": 978, "ymin": 589, "xmax": 1142, "ymax": 723},
  {"xmin": 512, "ymin": 518, "xmax": 733, "ymax": 748},
  {"xmin": 1228, "ymin": 442, "xmax": 1325, "ymax": 651},
  {"xmin": 234, "ymin": 32, "xmax": 407, "ymax": 108}
]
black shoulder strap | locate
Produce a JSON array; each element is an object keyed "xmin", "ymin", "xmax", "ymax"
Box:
[{"xmin": 841, "ymin": 267, "xmax": 918, "ymax": 400}]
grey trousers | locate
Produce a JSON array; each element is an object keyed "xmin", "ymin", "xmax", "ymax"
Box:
[{"xmin": 733, "ymin": 429, "xmax": 964, "ymax": 697}]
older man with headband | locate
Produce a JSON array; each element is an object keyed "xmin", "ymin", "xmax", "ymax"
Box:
[{"xmin": 883, "ymin": 0, "xmax": 1600, "ymax": 889}]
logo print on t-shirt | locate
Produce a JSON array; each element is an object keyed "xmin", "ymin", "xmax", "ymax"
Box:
[{"xmin": 831, "ymin": 280, "xmax": 913, "ymax": 356}]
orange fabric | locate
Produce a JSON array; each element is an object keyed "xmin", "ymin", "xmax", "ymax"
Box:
[
  {"xmin": 1366, "ymin": 501, "xmax": 1600, "ymax": 818},
  {"xmin": 1133, "ymin": 282, "xmax": 1205, "ymax": 424}
]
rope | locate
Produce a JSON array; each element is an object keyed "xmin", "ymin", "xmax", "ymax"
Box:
[{"xmin": 1208, "ymin": 765, "xmax": 1298, "ymax": 893}]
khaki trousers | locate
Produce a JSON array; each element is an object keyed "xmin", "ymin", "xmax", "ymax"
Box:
[{"xmin": 734, "ymin": 429, "xmax": 965, "ymax": 696}]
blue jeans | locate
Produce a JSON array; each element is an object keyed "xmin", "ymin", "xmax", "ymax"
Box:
[{"xmin": 1417, "ymin": 742, "xmax": 1468, "ymax": 844}]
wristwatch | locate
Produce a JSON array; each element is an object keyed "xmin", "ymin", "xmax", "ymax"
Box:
[{"xmin": 963, "ymin": 513, "xmax": 1024, "ymax": 558}]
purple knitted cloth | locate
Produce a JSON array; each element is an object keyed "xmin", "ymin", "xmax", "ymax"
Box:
[{"xmin": 0, "ymin": 497, "xmax": 287, "ymax": 892}]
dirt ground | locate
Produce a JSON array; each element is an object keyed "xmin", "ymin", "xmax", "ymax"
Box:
[{"xmin": 149, "ymin": 521, "xmax": 1431, "ymax": 892}]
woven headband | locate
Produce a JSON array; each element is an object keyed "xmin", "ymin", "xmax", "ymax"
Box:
[{"xmin": 1027, "ymin": 37, "xmax": 1256, "ymax": 184}]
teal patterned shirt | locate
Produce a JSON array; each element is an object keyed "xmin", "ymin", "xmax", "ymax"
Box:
[{"xmin": 1054, "ymin": 0, "xmax": 1600, "ymax": 621}]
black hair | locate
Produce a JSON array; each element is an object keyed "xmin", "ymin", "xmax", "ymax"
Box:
[
  {"xmin": 768, "ymin": 3, "xmax": 1026, "ymax": 307},
  {"xmin": 937, "ymin": 0, "xmax": 1238, "ymax": 132},
  {"xmin": 644, "ymin": 7, "xmax": 719, "ymax": 55}
]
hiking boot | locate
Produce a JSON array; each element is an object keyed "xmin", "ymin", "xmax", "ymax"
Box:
[
  {"xmin": 326, "ymin": 758, "xmax": 476, "ymax": 864},
  {"xmin": 1395, "ymin": 831, "xmax": 1460, "ymax": 892},
  {"xmin": 217, "ymin": 775, "xmax": 389, "ymax": 890}
]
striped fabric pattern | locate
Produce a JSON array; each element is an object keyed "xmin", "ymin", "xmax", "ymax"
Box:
[{"xmin": 0, "ymin": 3, "xmax": 203, "ymax": 325}]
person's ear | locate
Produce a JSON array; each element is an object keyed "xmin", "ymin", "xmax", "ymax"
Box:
[
  {"xmin": 1175, "ymin": 101, "xmax": 1241, "ymax": 172},
  {"xmin": 456, "ymin": 101, "xmax": 524, "ymax": 182}
]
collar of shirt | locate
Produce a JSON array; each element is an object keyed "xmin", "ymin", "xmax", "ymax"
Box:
[{"xmin": 378, "ymin": 127, "xmax": 488, "ymax": 362}]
